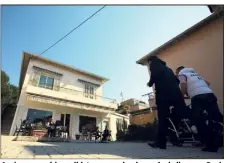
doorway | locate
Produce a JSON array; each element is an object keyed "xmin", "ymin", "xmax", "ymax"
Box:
[
  {"xmin": 79, "ymin": 116, "xmax": 96, "ymax": 132},
  {"xmin": 60, "ymin": 114, "xmax": 71, "ymax": 135},
  {"xmin": 102, "ymin": 120, "xmax": 109, "ymax": 131}
]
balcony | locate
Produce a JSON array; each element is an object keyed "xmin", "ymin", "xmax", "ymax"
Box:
[{"xmin": 26, "ymin": 80, "xmax": 117, "ymax": 110}]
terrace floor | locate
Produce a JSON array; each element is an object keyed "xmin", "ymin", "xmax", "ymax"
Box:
[{"xmin": 1, "ymin": 136, "xmax": 224, "ymax": 159}]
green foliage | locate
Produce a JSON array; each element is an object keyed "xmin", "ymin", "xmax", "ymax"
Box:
[
  {"xmin": 32, "ymin": 123, "xmax": 48, "ymax": 131},
  {"xmin": 1, "ymin": 70, "xmax": 19, "ymax": 114},
  {"xmin": 116, "ymin": 118, "xmax": 158, "ymax": 141}
]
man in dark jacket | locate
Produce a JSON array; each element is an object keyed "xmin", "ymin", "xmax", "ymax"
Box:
[{"xmin": 147, "ymin": 56, "xmax": 187, "ymax": 149}]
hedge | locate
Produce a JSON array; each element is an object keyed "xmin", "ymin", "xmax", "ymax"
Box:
[{"xmin": 116, "ymin": 118, "xmax": 158, "ymax": 141}]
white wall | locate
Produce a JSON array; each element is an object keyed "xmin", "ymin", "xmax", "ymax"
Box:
[
  {"xmin": 9, "ymin": 61, "xmax": 32, "ymax": 135},
  {"xmin": 109, "ymin": 113, "xmax": 130, "ymax": 141},
  {"xmin": 26, "ymin": 59, "xmax": 117, "ymax": 109},
  {"xmin": 70, "ymin": 114, "xmax": 80, "ymax": 139},
  {"xmin": 30, "ymin": 59, "xmax": 104, "ymax": 96},
  {"xmin": 10, "ymin": 57, "xmax": 117, "ymax": 136}
]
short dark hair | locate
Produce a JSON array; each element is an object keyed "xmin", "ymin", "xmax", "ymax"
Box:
[{"xmin": 176, "ymin": 66, "xmax": 185, "ymax": 72}]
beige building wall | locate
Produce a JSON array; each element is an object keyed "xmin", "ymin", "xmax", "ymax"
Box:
[
  {"xmin": 121, "ymin": 98, "xmax": 149, "ymax": 112},
  {"xmin": 147, "ymin": 17, "xmax": 223, "ymax": 112},
  {"xmin": 131, "ymin": 111, "xmax": 157, "ymax": 125}
]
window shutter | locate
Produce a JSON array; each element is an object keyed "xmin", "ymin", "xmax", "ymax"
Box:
[
  {"xmin": 31, "ymin": 71, "xmax": 41, "ymax": 86},
  {"xmin": 53, "ymin": 79, "xmax": 60, "ymax": 91}
]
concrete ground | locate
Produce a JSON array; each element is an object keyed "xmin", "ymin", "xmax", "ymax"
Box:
[{"xmin": 1, "ymin": 136, "xmax": 224, "ymax": 159}]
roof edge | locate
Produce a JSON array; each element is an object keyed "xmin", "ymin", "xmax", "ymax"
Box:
[
  {"xmin": 23, "ymin": 51, "xmax": 109, "ymax": 82},
  {"xmin": 18, "ymin": 51, "xmax": 26, "ymax": 94},
  {"xmin": 136, "ymin": 9, "xmax": 224, "ymax": 65}
]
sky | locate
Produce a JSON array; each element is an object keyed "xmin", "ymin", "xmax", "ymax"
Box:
[{"xmin": 2, "ymin": 5, "xmax": 211, "ymax": 103}]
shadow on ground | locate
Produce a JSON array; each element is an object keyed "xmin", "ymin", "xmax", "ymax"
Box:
[{"xmin": 23, "ymin": 142, "xmax": 224, "ymax": 159}]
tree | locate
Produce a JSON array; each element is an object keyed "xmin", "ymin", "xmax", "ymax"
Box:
[
  {"xmin": 8, "ymin": 84, "xmax": 19, "ymax": 107},
  {"xmin": 1, "ymin": 70, "xmax": 19, "ymax": 115},
  {"xmin": 1, "ymin": 70, "xmax": 10, "ymax": 112},
  {"xmin": 124, "ymin": 105, "xmax": 130, "ymax": 114}
]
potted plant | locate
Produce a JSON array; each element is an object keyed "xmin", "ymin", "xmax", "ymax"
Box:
[
  {"xmin": 32, "ymin": 123, "xmax": 48, "ymax": 137},
  {"xmin": 75, "ymin": 134, "xmax": 80, "ymax": 140}
]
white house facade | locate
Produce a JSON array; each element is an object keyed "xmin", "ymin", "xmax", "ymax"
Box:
[{"xmin": 10, "ymin": 52, "xmax": 129, "ymax": 140}]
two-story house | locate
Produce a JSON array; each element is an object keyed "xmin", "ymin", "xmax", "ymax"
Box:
[{"xmin": 10, "ymin": 52, "xmax": 129, "ymax": 140}]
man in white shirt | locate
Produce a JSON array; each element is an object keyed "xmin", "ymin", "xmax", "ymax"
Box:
[{"xmin": 176, "ymin": 66, "xmax": 223, "ymax": 152}]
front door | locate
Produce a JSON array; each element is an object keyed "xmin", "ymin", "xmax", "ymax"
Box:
[{"xmin": 60, "ymin": 114, "xmax": 71, "ymax": 134}]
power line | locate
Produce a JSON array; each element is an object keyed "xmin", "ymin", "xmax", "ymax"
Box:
[{"xmin": 40, "ymin": 5, "xmax": 107, "ymax": 55}]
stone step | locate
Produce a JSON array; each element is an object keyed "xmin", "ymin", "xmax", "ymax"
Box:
[
  {"xmin": 12, "ymin": 136, "xmax": 70, "ymax": 142},
  {"xmin": 13, "ymin": 136, "xmax": 39, "ymax": 142}
]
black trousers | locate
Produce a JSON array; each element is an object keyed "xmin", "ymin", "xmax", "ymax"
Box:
[
  {"xmin": 95, "ymin": 132, "xmax": 101, "ymax": 140},
  {"xmin": 48, "ymin": 129, "xmax": 55, "ymax": 137},
  {"xmin": 191, "ymin": 93, "xmax": 223, "ymax": 148},
  {"xmin": 156, "ymin": 99, "xmax": 187, "ymax": 146}
]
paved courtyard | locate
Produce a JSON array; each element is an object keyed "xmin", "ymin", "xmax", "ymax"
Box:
[{"xmin": 1, "ymin": 136, "xmax": 224, "ymax": 159}]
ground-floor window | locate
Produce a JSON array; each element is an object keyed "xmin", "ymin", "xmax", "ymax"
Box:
[
  {"xmin": 26, "ymin": 108, "xmax": 53, "ymax": 125},
  {"xmin": 79, "ymin": 116, "xmax": 96, "ymax": 132}
]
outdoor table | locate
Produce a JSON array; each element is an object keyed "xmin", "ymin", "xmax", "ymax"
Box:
[{"xmin": 32, "ymin": 130, "xmax": 47, "ymax": 137}]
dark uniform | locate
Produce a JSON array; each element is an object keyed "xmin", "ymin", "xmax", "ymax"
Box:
[{"xmin": 147, "ymin": 56, "xmax": 187, "ymax": 149}]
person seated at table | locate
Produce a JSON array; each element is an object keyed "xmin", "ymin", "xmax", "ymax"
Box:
[
  {"xmin": 81, "ymin": 126, "xmax": 89, "ymax": 140},
  {"xmin": 94, "ymin": 127, "xmax": 101, "ymax": 140},
  {"xmin": 23, "ymin": 117, "xmax": 32, "ymax": 136},
  {"xmin": 61, "ymin": 126, "xmax": 68, "ymax": 139},
  {"xmin": 47, "ymin": 119, "xmax": 55, "ymax": 137},
  {"xmin": 102, "ymin": 126, "xmax": 111, "ymax": 142}
]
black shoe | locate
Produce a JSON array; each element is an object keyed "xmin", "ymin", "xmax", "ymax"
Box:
[
  {"xmin": 148, "ymin": 142, "xmax": 166, "ymax": 149},
  {"xmin": 202, "ymin": 147, "xmax": 219, "ymax": 152}
]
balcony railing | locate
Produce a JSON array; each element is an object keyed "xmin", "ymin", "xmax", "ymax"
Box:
[
  {"xmin": 138, "ymin": 103, "xmax": 149, "ymax": 107},
  {"xmin": 28, "ymin": 80, "xmax": 117, "ymax": 104}
]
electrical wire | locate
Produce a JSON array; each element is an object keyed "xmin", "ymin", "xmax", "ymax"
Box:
[{"xmin": 40, "ymin": 5, "xmax": 107, "ymax": 56}]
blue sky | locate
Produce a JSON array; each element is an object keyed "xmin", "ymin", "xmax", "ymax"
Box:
[{"xmin": 2, "ymin": 5, "xmax": 210, "ymax": 103}]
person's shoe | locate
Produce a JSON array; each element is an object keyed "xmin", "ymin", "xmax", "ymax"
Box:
[
  {"xmin": 202, "ymin": 147, "xmax": 219, "ymax": 152},
  {"xmin": 148, "ymin": 142, "xmax": 166, "ymax": 149}
]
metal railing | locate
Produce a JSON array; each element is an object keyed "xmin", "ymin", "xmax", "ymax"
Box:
[{"xmin": 28, "ymin": 80, "xmax": 117, "ymax": 104}]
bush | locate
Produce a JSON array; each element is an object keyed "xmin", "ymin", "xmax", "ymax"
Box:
[{"xmin": 117, "ymin": 118, "xmax": 158, "ymax": 141}]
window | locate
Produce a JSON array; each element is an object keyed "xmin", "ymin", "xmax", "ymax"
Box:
[
  {"xmin": 79, "ymin": 116, "xmax": 96, "ymax": 132},
  {"xmin": 39, "ymin": 75, "xmax": 54, "ymax": 90},
  {"xmin": 26, "ymin": 108, "xmax": 52, "ymax": 124},
  {"xmin": 84, "ymin": 83, "xmax": 95, "ymax": 99}
]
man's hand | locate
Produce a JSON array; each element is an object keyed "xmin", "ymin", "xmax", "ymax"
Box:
[{"xmin": 184, "ymin": 95, "xmax": 190, "ymax": 99}]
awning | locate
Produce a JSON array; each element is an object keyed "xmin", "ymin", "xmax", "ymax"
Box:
[{"xmin": 26, "ymin": 93, "xmax": 114, "ymax": 114}]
